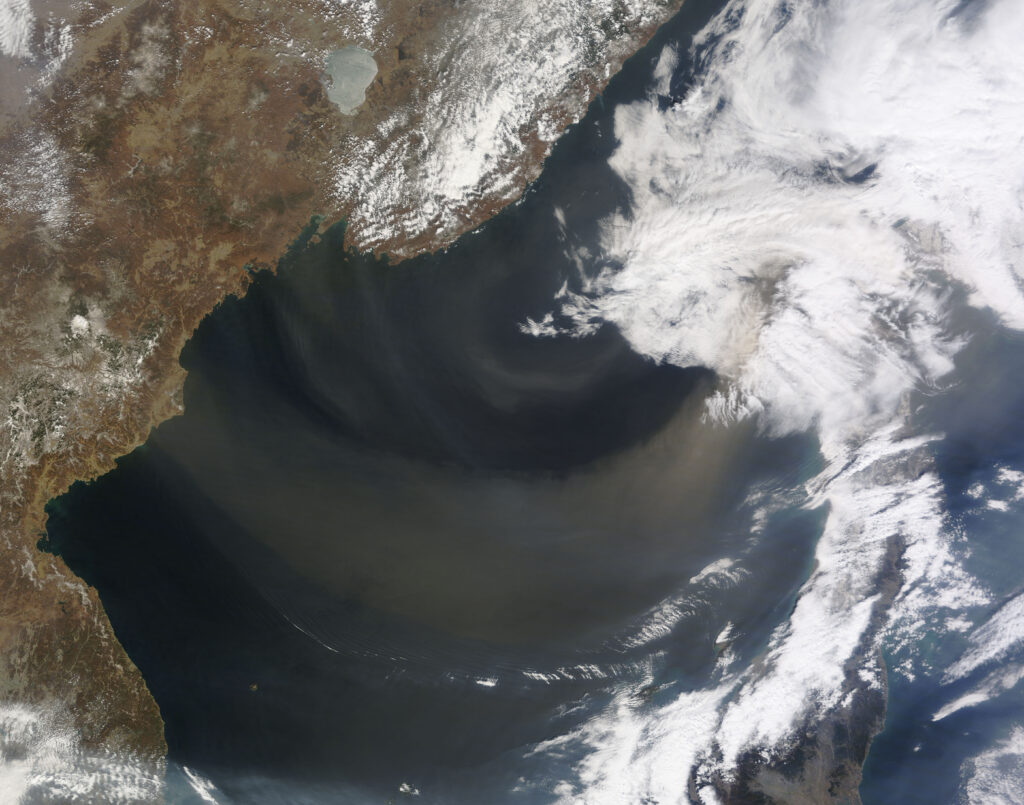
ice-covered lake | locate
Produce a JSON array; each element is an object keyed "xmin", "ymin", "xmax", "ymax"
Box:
[{"xmin": 323, "ymin": 46, "xmax": 377, "ymax": 115}]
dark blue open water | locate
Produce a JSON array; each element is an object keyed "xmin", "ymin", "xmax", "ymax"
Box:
[
  {"xmin": 40, "ymin": 1, "xmax": 1024, "ymax": 802},
  {"xmin": 41, "ymin": 3, "xmax": 815, "ymax": 800},
  {"xmin": 859, "ymin": 312, "xmax": 1024, "ymax": 804}
]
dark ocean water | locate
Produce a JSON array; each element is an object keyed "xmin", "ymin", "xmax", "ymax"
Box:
[
  {"xmin": 39, "ymin": 0, "xmax": 1024, "ymax": 802},
  {"xmin": 41, "ymin": 1, "xmax": 817, "ymax": 800},
  {"xmin": 859, "ymin": 313, "xmax": 1024, "ymax": 804}
]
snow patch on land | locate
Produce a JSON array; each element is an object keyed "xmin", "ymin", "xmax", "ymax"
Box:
[
  {"xmin": 334, "ymin": 0, "xmax": 672, "ymax": 253},
  {"xmin": 0, "ymin": 132, "xmax": 76, "ymax": 233},
  {"xmin": 317, "ymin": 0, "xmax": 379, "ymax": 41}
]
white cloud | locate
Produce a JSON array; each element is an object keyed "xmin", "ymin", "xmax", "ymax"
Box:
[
  {"xmin": 526, "ymin": 0, "xmax": 1024, "ymax": 793},
  {"xmin": 0, "ymin": 0, "xmax": 33, "ymax": 59},
  {"xmin": 961, "ymin": 727, "xmax": 1024, "ymax": 805}
]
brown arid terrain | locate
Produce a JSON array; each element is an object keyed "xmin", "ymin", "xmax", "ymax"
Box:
[{"xmin": 0, "ymin": 0, "xmax": 682, "ymax": 785}]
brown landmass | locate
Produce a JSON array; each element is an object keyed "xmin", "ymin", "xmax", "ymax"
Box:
[{"xmin": 0, "ymin": 0, "xmax": 682, "ymax": 778}]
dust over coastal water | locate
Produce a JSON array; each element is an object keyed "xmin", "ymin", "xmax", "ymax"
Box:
[{"xmin": 41, "ymin": 0, "xmax": 1024, "ymax": 802}]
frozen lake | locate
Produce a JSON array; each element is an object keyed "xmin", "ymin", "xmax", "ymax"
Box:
[{"xmin": 323, "ymin": 46, "xmax": 377, "ymax": 115}]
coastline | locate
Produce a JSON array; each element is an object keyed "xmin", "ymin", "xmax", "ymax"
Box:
[{"xmin": 0, "ymin": 0, "xmax": 686, "ymax": 780}]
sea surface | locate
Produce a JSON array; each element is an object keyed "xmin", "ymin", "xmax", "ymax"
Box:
[{"xmin": 43, "ymin": 0, "xmax": 1024, "ymax": 802}]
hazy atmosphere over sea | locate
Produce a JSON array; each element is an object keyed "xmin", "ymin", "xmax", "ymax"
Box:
[{"xmin": 32, "ymin": 0, "xmax": 1024, "ymax": 801}]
